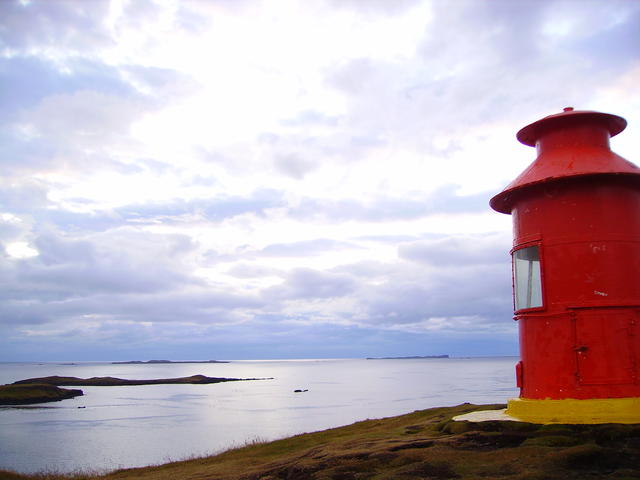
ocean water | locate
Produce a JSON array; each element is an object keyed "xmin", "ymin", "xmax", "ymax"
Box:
[{"xmin": 0, "ymin": 357, "xmax": 519, "ymax": 474}]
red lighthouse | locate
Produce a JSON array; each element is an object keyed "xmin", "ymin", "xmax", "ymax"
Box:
[{"xmin": 490, "ymin": 108, "xmax": 640, "ymax": 423}]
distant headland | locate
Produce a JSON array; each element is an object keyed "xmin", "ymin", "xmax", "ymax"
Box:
[
  {"xmin": 1, "ymin": 374, "xmax": 271, "ymax": 405},
  {"xmin": 112, "ymin": 359, "xmax": 230, "ymax": 364},
  {"xmin": 12, "ymin": 374, "xmax": 268, "ymax": 387},
  {"xmin": 366, "ymin": 355, "xmax": 449, "ymax": 360}
]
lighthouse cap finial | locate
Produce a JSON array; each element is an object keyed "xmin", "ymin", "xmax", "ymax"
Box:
[
  {"xmin": 516, "ymin": 108, "xmax": 627, "ymax": 147},
  {"xmin": 489, "ymin": 108, "xmax": 636, "ymax": 214}
]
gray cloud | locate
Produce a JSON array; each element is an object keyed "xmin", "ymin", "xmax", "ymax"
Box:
[
  {"xmin": 0, "ymin": 179, "xmax": 49, "ymax": 212},
  {"xmin": 359, "ymin": 263, "xmax": 513, "ymax": 330},
  {"xmin": 320, "ymin": 230, "xmax": 514, "ymax": 333},
  {"xmin": 576, "ymin": 6, "xmax": 640, "ymax": 67},
  {"xmin": 4, "ymin": 184, "xmax": 489, "ymax": 244},
  {"xmin": 0, "ymin": 0, "xmax": 112, "ymax": 53},
  {"xmin": 328, "ymin": 58, "xmax": 378, "ymax": 96},
  {"xmin": 0, "ymin": 224, "xmax": 265, "ymax": 332},
  {"xmin": 12, "ymin": 189, "xmax": 286, "ymax": 235},
  {"xmin": 274, "ymin": 153, "xmax": 318, "ymax": 180},
  {"xmin": 0, "ymin": 57, "xmax": 133, "ymax": 122},
  {"xmin": 225, "ymin": 263, "xmax": 282, "ymax": 279},
  {"xmin": 20, "ymin": 90, "xmax": 143, "ymax": 144},
  {"xmin": 328, "ymin": 0, "xmax": 421, "ymax": 16},
  {"xmin": 290, "ymin": 186, "xmax": 491, "ymax": 222},
  {"xmin": 0, "ymin": 287, "xmax": 263, "ymax": 329},
  {"xmin": 280, "ymin": 110, "xmax": 342, "ymax": 127},
  {"xmin": 266, "ymin": 268, "xmax": 359, "ymax": 301},
  {"xmin": 2, "ymin": 229, "xmax": 202, "ymax": 305},
  {"xmin": 119, "ymin": 189, "xmax": 286, "ymax": 223},
  {"xmin": 399, "ymin": 233, "xmax": 510, "ymax": 267},
  {"xmin": 325, "ymin": 0, "xmax": 640, "ymax": 158},
  {"xmin": 260, "ymin": 239, "xmax": 360, "ymax": 257},
  {"xmin": 120, "ymin": 65, "xmax": 198, "ymax": 97},
  {"xmin": 2, "ymin": 89, "xmax": 152, "ymax": 177}
]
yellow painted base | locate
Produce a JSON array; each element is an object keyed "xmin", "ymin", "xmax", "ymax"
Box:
[{"xmin": 507, "ymin": 397, "xmax": 640, "ymax": 424}]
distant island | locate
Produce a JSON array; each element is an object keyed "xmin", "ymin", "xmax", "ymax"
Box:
[
  {"xmin": 366, "ymin": 355, "xmax": 449, "ymax": 360},
  {"xmin": 112, "ymin": 359, "xmax": 230, "ymax": 364},
  {"xmin": 12, "ymin": 374, "xmax": 269, "ymax": 387},
  {"xmin": 1, "ymin": 374, "xmax": 271, "ymax": 405}
]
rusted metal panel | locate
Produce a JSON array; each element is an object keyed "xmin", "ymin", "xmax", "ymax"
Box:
[{"xmin": 574, "ymin": 308, "xmax": 636, "ymax": 385}]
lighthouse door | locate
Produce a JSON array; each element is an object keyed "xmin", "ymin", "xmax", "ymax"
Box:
[{"xmin": 574, "ymin": 308, "xmax": 637, "ymax": 385}]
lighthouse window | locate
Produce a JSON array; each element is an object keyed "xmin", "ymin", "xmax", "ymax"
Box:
[{"xmin": 513, "ymin": 246, "xmax": 543, "ymax": 310}]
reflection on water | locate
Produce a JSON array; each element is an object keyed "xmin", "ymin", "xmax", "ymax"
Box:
[{"xmin": 0, "ymin": 357, "xmax": 518, "ymax": 474}]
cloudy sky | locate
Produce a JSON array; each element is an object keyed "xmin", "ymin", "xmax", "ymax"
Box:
[{"xmin": 1, "ymin": 0, "xmax": 639, "ymax": 361}]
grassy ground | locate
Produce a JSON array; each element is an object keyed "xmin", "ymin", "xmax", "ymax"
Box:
[
  {"xmin": 1, "ymin": 403, "xmax": 639, "ymax": 480},
  {"xmin": 0, "ymin": 384, "xmax": 83, "ymax": 405}
]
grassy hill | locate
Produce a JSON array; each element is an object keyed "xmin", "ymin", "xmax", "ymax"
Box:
[{"xmin": 1, "ymin": 403, "xmax": 639, "ymax": 480}]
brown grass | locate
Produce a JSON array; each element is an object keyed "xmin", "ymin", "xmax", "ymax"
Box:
[{"xmin": 2, "ymin": 403, "xmax": 639, "ymax": 480}]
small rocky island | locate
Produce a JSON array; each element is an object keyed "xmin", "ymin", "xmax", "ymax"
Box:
[
  {"xmin": 366, "ymin": 355, "xmax": 449, "ymax": 360},
  {"xmin": 1, "ymin": 375, "xmax": 271, "ymax": 405},
  {"xmin": 112, "ymin": 359, "xmax": 230, "ymax": 364}
]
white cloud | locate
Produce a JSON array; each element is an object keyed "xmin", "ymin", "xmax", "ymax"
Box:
[{"xmin": 5, "ymin": 241, "xmax": 39, "ymax": 259}]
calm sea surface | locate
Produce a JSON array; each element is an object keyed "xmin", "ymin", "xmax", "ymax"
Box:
[{"xmin": 0, "ymin": 357, "xmax": 518, "ymax": 474}]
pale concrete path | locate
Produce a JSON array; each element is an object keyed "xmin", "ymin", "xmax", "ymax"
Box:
[{"xmin": 453, "ymin": 409, "xmax": 521, "ymax": 422}]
